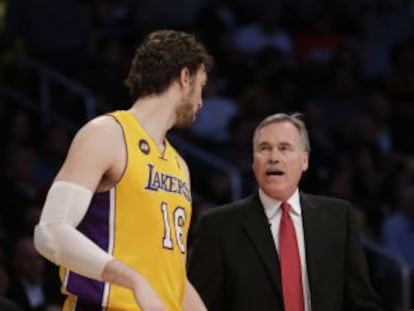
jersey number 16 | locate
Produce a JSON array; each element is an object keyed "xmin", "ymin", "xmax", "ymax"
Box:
[{"xmin": 160, "ymin": 202, "xmax": 186, "ymax": 253}]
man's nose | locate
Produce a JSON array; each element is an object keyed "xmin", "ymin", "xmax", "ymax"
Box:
[{"xmin": 268, "ymin": 148, "xmax": 280, "ymax": 163}]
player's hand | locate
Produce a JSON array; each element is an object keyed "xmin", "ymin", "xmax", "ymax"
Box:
[{"xmin": 133, "ymin": 276, "xmax": 167, "ymax": 311}]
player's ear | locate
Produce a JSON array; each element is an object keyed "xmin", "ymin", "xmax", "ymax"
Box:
[{"xmin": 179, "ymin": 67, "xmax": 191, "ymax": 89}]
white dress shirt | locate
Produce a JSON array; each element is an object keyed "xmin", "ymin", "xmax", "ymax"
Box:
[{"xmin": 259, "ymin": 188, "xmax": 312, "ymax": 311}]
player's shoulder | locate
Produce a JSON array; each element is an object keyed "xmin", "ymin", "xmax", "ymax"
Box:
[
  {"xmin": 194, "ymin": 196, "xmax": 254, "ymax": 236},
  {"xmin": 301, "ymin": 192, "xmax": 351, "ymax": 209},
  {"xmin": 67, "ymin": 113, "xmax": 125, "ymax": 157},
  {"xmin": 82, "ymin": 113, "xmax": 121, "ymax": 132},
  {"xmin": 300, "ymin": 192, "xmax": 353, "ymax": 221},
  {"xmin": 75, "ymin": 114, "xmax": 123, "ymax": 141}
]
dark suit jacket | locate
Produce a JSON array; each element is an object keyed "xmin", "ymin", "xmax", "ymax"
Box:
[{"xmin": 188, "ymin": 192, "xmax": 383, "ymax": 311}]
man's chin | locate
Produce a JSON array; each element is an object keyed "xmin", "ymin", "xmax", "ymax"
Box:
[
  {"xmin": 174, "ymin": 119, "xmax": 194, "ymax": 129},
  {"xmin": 175, "ymin": 114, "xmax": 197, "ymax": 128},
  {"xmin": 262, "ymin": 187, "xmax": 288, "ymax": 201}
]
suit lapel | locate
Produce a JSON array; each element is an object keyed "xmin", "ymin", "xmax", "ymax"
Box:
[
  {"xmin": 301, "ymin": 193, "xmax": 326, "ymax": 310},
  {"xmin": 242, "ymin": 193, "xmax": 282, "ymax": 295}
]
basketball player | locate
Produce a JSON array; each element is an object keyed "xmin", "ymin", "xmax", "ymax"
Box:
[{"xmin": 34, "ymin": 30, "xmax": 213, "ymax": 311}]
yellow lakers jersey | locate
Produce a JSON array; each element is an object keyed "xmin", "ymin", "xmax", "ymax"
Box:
[{"xmin": 61, "ymin": 110, "xmax": 192, "ymax": 310}]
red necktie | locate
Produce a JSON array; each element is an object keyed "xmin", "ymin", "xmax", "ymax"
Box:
[{"xmin": 279, "ymin": 202, "xmax": 305, "ymax": 311}]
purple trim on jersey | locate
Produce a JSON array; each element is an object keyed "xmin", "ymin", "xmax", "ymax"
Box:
[
  {"xmin": 66, "ymin": 191, "xmax": 110, "ymax": 304},
  {"xmin": 74, "ymin": 298, "xmax": 103, "ymax": 311}
]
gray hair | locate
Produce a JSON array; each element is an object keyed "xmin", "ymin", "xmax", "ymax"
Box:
[{"xmin": 252, "ymin": 113, "xmax": 311, "ymax": 152}]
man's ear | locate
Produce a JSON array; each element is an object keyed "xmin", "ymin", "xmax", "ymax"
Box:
[
  {"xmin": 179, "ymin": 67, "xmax": 191, "ymax": 89},
  {"xmin": 302, "ymin": 152, "xmax": 309, "ymax": 172}
]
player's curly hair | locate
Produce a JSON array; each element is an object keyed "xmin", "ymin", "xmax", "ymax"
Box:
[{"xmin": 125, "ymin": 30, "xmax": 213, "ymax": 101}]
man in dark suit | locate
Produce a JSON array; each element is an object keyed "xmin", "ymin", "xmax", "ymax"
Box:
[{"xmin": 188, "ymin": 113, "xmax": 382, "ymax": 311}]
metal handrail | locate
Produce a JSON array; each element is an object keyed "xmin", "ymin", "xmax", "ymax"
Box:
[
  {"xmin": 0, "ymin": 83, "xmax": 78, "ymax": 130},
  {"xmin": 21, "ymin": 56, "xmax": 97, "ymax": 122},
  {"xmin": 361, "ymin": 235, "xmax": 411, "ymax": 311},
  {"xmin": 169, "ymin": 134, "xmax": 242, "ymax": 201}
]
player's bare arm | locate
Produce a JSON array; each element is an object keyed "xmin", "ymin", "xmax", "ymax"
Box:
[
  {"xmin": 102, "ymin": 260, "xmax": 167, "ymax": 311},
  {"xmin": 54, "ymin": 115, "xmax": 125, "ymax": 190},
  {"xmin": 182, "ymin": 279, "xmax": 207, "ymax": 311}
]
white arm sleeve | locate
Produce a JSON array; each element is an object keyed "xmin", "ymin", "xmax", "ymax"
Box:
[{"xmin": 34, "ymin": 181, "xmax": 113, "ymax": 280}]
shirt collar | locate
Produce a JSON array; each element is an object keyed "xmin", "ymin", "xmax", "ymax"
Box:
[{"xmin": 259, "ymin": 188, "xmax": 301, "ymax": 220}]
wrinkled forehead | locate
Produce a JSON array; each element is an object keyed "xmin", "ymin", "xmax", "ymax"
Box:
[
  {"xmin": 254, "ymin": 120, "xmax": 299, "ymax": 139},
  {"xmin": 253, "ymin": 121, "xmax": 303, "ymax": 147}
]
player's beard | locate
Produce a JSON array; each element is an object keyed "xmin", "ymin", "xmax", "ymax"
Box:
[
  {"xmin": 175, "ymin": 85, "xmax": 198, "ymax": 128},
  {"xmin": 175, "ymin": 100, "xmax": 197, "ymax": 128}
]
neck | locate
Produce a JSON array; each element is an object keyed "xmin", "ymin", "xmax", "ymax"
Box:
[{"xmin": 129, "ymin": 92, "xmax": 179, "ymax": 147}]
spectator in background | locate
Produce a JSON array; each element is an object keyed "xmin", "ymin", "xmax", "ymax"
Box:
[
  {"xmin": 386, "ymin": 39, "xmax": 414, "ymax": 98},
  {"xmin": 382, "ymin": 181, "xmax": 414, "ymax": 307},
  {"xmin": 0, "ymin": 256, "xmax": 10, "ymax": 296},
  {"xmin": 231, "ymin": 2, "xmax": 292, "ymax": 56},
  {"xmin": 354, "ymin": 4, "xmax": 413, "ymax": 78},
  {"xmin": 294, "ymin": 11, "xmax": 344, "ymax": 65},
  {"xmin": 3, "ymin": 111, "xmax": 35, "ymax": 151},
  {"xmin": 36, "ymin": 124, "xmax": 72, "ymax": 188},
  {"xmin": 190, "ymin": 72, "xmax": 238, "ymax": 145},
  {"xmin": 0, "ymin": 297, "xmax": 23, "ymax": 311},
  {"xmin": 7, "ymin": 236, "xmax": 62, "ymax": 311},
  {"xmin": 0, "ymin": 146, "xmax": 39, "ymax": 243},
  {"xmin": 92, "ymin": 36, "xmax": 130, "ymax": 112},
  {"xmin": 366, "ymin": 91, "xmax": 393, "ymax": 156},
  {"xmin": 3, "ymin": 0, "xmax": 92, "ymax": 77}
]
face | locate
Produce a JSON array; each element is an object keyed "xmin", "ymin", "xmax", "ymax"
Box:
[
  {"xmin": 175, "ymin": 66, "xmax": 207, "ymax": 128},
  {"xmin": 252, "ymin": 121, "xmax": 309, "ymax": 201}
]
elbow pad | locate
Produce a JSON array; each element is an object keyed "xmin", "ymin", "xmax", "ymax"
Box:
[{"xmin": 34, "ymin": 181, "xmax": 113, "ymax": 280}]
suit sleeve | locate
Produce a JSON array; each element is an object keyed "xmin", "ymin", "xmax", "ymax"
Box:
[
  {"xmin": 344, "ymin": 203, "xmax": 383, "ymax": 311},
  {"xmin": 188, "ymin": 212, "xmax": 225, "ymax": 311}
]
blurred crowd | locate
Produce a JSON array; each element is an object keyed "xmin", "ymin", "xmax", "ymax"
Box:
[{"xmin": 1, "ymin": 0, "xmax": 414, "ymax": 309}]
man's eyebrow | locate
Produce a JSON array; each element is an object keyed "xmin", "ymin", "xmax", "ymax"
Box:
[{"xmin": 257, "ymin": 141, "xmax": 271, "ymax": 147}]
